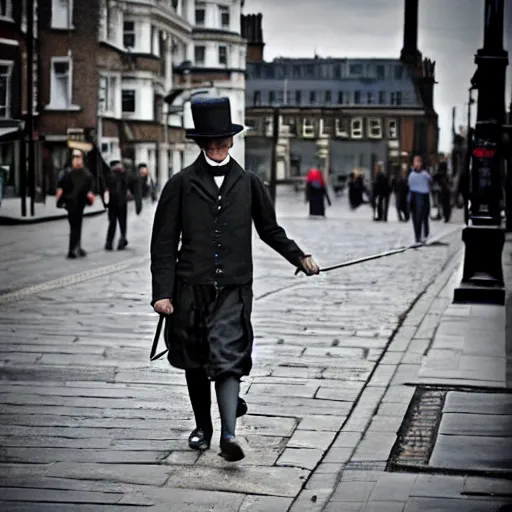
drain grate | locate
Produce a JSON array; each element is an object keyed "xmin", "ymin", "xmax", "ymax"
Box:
[{"xmin": 387, "ymin": 387, "xmax": 446, "ymax": 472}]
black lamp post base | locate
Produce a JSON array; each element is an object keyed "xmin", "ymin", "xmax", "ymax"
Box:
[{"xmin": 453, "ymin": 225, "xmax": 505, "ymax": 306}]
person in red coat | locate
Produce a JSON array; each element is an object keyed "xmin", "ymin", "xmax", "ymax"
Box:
[{"xmin": 305, "ymin": 168, "xmax": 331, "ymax": 217}]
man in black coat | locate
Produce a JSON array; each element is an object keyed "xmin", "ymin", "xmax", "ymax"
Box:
[
  {"xmin": 150, "ymin": 97, "xmax": 319, "ymax": 462},
  {"xmin": 56, "ymin": 147, "xmax": 95, "ymax": 259},
  {"xmin": 105, "ymin": 160, "xmax": 142, "ymax": 251}
]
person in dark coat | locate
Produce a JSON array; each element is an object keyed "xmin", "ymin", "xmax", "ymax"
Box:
[
  {"xmin": 104, "ymin": 160, "xmax": 142, "ymax": 251},
  {"xmin": 138, "ymin": 163, "xmax": 157, "ymax": 202},
  {"xmin": 408, "ymin": 155, "xmax": 432, "ymax": 244},
  {"xmin": 348, "ymin": 168, "xmax": 365, "ymax": 209},
  {"xmin": 391, "ymin": 164, "xmax": 410, "ymax": 222},
  {"xmin": 56, "ymin": 147, "xmax": 95, "ymax": 259},
  {"xmin": 436, "ymin": 160, "xmax": 452, "ymax": 222},
  {"xmin": 150, "ymin": 97, "xmax": 320, "ymax": 463},
  {"xmin": 305, "ymin": 168, "xmax": 331, "ymax": 217},
  {"xmin": 371, "ymin": 163, "xmax": 391, "ymax": 221}
]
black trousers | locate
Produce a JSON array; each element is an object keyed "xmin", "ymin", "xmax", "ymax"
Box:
[
  {"xmin": 106, "ymin": 203, "xmax": 127, "ymax": 244},
  {"xmin": 410, "ymin": 192, "xmax": 430, "ymax": 242},
  {"xmin": 396, "ymin": 199, "xmax": 410, "ymax": 222},
  {"xmin": 67, "ymin": 207, "xmax": 84, "ymax": 254}
]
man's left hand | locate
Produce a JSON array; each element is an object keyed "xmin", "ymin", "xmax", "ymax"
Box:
[
  {"xmin": 300, "ymin": 255, "xmax": 320, "ymax": 275},
  {"xmin": 87, "ymin": 192, "xmax": 95, "ymax": 205}
]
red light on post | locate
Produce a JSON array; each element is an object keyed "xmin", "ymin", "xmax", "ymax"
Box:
[{"xmin": 473, "ymin": 147, "xmax": 496, "ymax": 158}]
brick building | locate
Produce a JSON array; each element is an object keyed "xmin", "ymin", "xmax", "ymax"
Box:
[
  {"xmin": 243, "ymin": 0, "xmax": 438, "ymax": 183},
  {"xmin": 0, "ymin": 0, "xmax": 39, "ymax": 198},
  {"xmin": 36, "ymin": 0, "xmax": 192, "ymax": 193}
]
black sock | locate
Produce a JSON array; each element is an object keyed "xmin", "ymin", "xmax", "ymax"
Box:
[
  {"xmin": 215, "ymin": 375, "xmax": 240, "ymax": 439},
  {"xmin": 185, "ymin": 368, "xmax": 212, "ymax": 434}
]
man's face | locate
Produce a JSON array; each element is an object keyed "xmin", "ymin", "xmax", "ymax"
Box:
[
  {"xmin": 413, "ymin": 156, "xmax": 422, "ymax": 170},
  {"xmin": 71, "ymin": 152, "xmax": 83, "ymax": 169},
  {"xmin": 203, "ymin": 137, "xmax": 232, "ymax": 162},
  {"xmin": 139, "ymin": 167, "xmax": 148, "ymax": 177}
]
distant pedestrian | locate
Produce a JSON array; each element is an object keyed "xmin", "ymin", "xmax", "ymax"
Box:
[
  {"xmin": 305, "ymin": 168, "xmax": 331, "ymax": 217},
  {"xmin": 104, "ymin": 160, "xmax": 142, "ymax": 251},
  {"xmin": 436, "ymin": 161, "xmax": 452, "ymax": 223},
  {"xmin": 408, "ymin": 155, "xmax": 432, "ymax": 244},
  {"xmin": 348, "ymin": 168, "xmax": 366, "ymax": 209},
  {"xmin": 151, "ymin": 97, "xmax": 320, "ymax": 463},
  {"xmin": 391, "ymin": 164, "xmax": 410, "ymax": 222},
  {"xmin": 56, "ymin": 147, "xmax": 95, "ymax": 259},
  {"xmin": 371, "ymin": 163, "xmax": 390, "ymax": 222},
  {"xmin": 138, "ymin": 163, "xmax": 157, "ymax": 202}
]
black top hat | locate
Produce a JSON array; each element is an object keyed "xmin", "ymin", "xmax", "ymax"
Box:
[{"xmin": 185, "ymin": 97, "xmax": 244, "ymax": 140}]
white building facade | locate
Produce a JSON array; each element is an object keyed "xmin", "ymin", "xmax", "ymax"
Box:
[
  {"xmin": 171, "ymin": 0, "xmax": 247, "ymax": 168},
  {"xmin": 97, "ymin": 0, "xmax": 192, "ymax": 186}
]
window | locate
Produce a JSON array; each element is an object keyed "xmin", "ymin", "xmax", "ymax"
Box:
[
  {"xmin": 0, "ymin": 63, "xmax": 12, "ymax": 118},
  {"xmin": 302, "ymin": 118, "xmax": 315, "ymax": 138},
  {"xmin": 368, "ymin": 118, "xmax": 382, "ymax": 138},
  {"xmin": 49, "ymin": 58, "xmax": 72, "ymax": 109},
  {"xmin": 123, "ymin": 21, "xmax": 135, "ymax": 48},
  {"xmin": 151, "ymin": 26, "xmax": 157, "ymax": 55},
  {"xmin": 253, "ymin": 91, "xmax": 261, "ymax": 106},
  {"xmin": 194, "ymin": 45, "xmax": 205, "ymax": 65},
  {"xmin": 295, "ymin": 90, "xmax": 301, "ymax": 105},
  {"xmin": 195, "ymin": 2, "xmax": 205, "ymax": 25},
  {"xmin": 276, "ymin": 90, "xmax": 284, "ymax": 105},
  {"xmin": 51, "ymin": 0, "xmax": 73, "ymax": 29},
  {"xmin": 351, "ymin": 117, "xmax": 363, "ymax": 139},
  {"xmin": 219, "ymin": 5, "xmax": 230, "ymax": 29},
  {"xmin": 99, "ymin": 75, "xmax": 117, "ymax": 115},
  {"xmin": 0, "ymin": 0, "xmax": 12, "ymax": 19},
  {"xmin": 218, "ymin": 45, "xmax": 227, "ymax": 65},
  {"xmin": 349, "ymin": 63, "xmax": 362, "ymax": 75},
  {"xmin": 379, "ymin": 91, "xmax": 386, "ymax": 105},
  {"xmin": 324, "ymin": 90, "xmax": 332, "ymax": 104},
  {"xmin": 309, "ymin": 91, "xmax": 316, "ymax": 105},
  {"xmin": 376, "ymin": 65, "xmax": 385, "ymax": 79},
  {"xmin": 335, "ymin": 118, "xmax": 349, "ymax": 138},
  {"xmin": 388, "ymin": 119, "xmax": 398, "ymax": 139},
  {"xmin": 394, "ymin": 66, "xmax": 403, "ymax": 80},
  {"xmin": 367, "ymin": 92, "xmax": 374, "ymax": 105},
  {"xmin": 390, "ymin": 92, "xmax": 396, "ymax": 105},
  {"xmin": 104, "ymin": 2, "xmax": 115, "ymax": 41},
  {"xmin": 268, "ymin": 91, "xmax": 275, "ymax": 105},
  {"xmin": 122, "ymin": 89, "xmax": 136, "ymax": 113},
  {"xmin": 337, "ymin": 91, "xmax": 344, "ymax": 105},
  {"xmin": 354, "ymin": 91, "xmax": 361, "ymax": 104},
  {"xmin": 396, "ymin": 91, "xmax": 402, "ymax": 106}
]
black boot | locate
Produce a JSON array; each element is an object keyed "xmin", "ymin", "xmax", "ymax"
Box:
[
  {"xmin": 219, "ymin": 436, "xmax": 245, "ymax": 462},
  {"xmin": 236, "ymin": 397, "xmax": 247, "ymax": 417},
  {"xmin": 117, "ymin": 238, "xmax": 128, "ymax": 250},
  {"xmin": 188, "ymin": 427, "xmax": 213, "ymax": 451},
  {"xmin": 105, "ymin": 242, "xmax": 113, "ymax": 251},
  {"xmin": 78, "ymin": 248, "xmax": 87, "ymax": 257}
]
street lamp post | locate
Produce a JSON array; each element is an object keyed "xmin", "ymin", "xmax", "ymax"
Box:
[
  {"xmin": 268, "ymin": 108, "xmax": 279, "ymax": 205},
  {"xmin": 453, "ymin": 0, "xmax": 509, "ymax": 305}
]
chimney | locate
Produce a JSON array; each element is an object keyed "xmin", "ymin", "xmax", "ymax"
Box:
[
  {"xmin": 400, "ymin": 0, "xmax": 420, "ymax": 63},
  {"xmin": 241, "ymin": 13, "xmax": 265, "ymax": 62}
]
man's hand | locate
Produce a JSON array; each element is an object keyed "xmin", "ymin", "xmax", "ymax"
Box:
[
  {"xmin": 300, "ymin": 255, "xmax": 320, "ymax": 275},
  {"xmin": 154, "ymin": 298, "xmax": 174, "ymax": 315},
  {"xmin": 87, "ymin": 192, "xmax": 95, "ymax": 205}
]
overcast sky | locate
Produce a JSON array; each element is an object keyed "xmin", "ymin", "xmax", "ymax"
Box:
[{"xmin": 243, "ymin": 0, "xmax": 512, "ymax": 153}]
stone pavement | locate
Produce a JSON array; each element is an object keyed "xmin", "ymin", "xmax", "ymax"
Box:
[
  {"xmin": 316, "ymin": 237, "xmax": 512, "ymax": 512},
  {"xmin": 0, "ymin": 189, "xmax": 469, "ymax": 511}
]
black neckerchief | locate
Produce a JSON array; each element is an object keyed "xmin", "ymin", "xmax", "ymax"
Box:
[{"xmin": 202, "ymin": 153, "xmax": 232, "ymax": 177}]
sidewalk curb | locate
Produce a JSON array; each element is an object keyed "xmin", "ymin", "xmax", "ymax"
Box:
[
  {"xmin": 0, "ymin": 207, "xmax": 106, "ymax": 226},
  {"xmin": 288, "ymin": 237, "xmax": 464, "ymax": 512}
]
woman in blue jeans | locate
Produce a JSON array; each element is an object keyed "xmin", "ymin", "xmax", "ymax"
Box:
[{"xmin": 408, "ymin": 155, "xmax": 432, "ymax": 244}]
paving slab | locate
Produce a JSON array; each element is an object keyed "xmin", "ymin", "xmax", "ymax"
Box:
[
  {"xmin": 438, "ymin": 413, "xmax": 512, "ymax": 437},
  {"xmin": 404, "ymin": 497, "xmax": 511, "ymax": 512},
  {"xmin": 443, "ymin": 392, "xmax": 512, "ymax": 415}
]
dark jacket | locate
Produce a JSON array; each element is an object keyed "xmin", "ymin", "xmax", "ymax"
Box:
[
  {"xmin": 150, "ymin": 154, "xmax": 305, "ymax": 305},
  {"xmin": 56, "ymin": 167, "xmax": 93, "ymax": 211},
  {"xmin": 106, "ymin": 169, "xmax": 142, "ymax": 213}
]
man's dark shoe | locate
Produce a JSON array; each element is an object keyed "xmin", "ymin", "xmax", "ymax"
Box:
[
  {"xmin": 78, "ymin": 248, "xmax": 87, "ymax": 257},
  {"xmin": 188, "ymin": 427, "xmax": 212, "ymax": 451},
  {"xmin": 66, "ymin": 251, "xmax": 78, "ymax": 259},
  {"xmin": 117, "ymin": 238, "xmax": 128, "ymax": 250},
  {"xmin": 105, "ymin": 243, "xmax": 113, "ymax": 251},
  {"xmin": 236, "ymin": 397, "xmax": 247, "ymax": 418},
  {"xmin": 219, "ymin": 436, "xmax": 245, "ymax": 462}
]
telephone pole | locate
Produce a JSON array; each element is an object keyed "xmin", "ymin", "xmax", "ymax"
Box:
[
  {"xmin": 26, "ymin": 0, "xmax": 35, "ymax": 216},
  {"xmin": 453, "ymin": 0, "xmax": 509, "ymax": 305}
]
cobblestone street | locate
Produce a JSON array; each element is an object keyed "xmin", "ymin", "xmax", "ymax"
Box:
[{"xmin": 0, "ymin": 191, "xmax": 465, "ymax": 511}]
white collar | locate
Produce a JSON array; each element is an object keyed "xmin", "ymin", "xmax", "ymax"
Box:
[{"xmin": 203, "ymin": 151, "xmax": 230, "ymax": 167}]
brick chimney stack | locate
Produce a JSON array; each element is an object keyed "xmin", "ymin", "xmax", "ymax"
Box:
[
  {"xmin": 241, "ymin": 13, "xmax": 265, "ymax": 62},
  {"xmin": 400, "ymin": 0, "xmax": 421, "ymax": 63}
]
